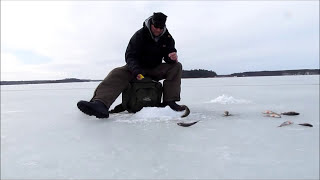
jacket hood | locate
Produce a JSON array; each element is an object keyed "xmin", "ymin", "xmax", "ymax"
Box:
[{"xmin": 143, "ymin": 16, "xmax": 167, "ymax": 42}]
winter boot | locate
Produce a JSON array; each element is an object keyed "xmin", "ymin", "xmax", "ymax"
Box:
[{"xmin": 77, "ymin": 100, "xmax": 109, "ymax": 118}]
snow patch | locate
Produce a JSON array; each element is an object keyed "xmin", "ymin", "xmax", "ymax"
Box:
[
  {"xmin": 2, "ymin": 110, "xmax": 25, "ymax": 114},
  {"xmin": 115, "ymin": 106, "xmax": 183, "ymax": 123},
  {"xmin": 209, "ymin": 94, "xmax": 252, "ymax": 104}
]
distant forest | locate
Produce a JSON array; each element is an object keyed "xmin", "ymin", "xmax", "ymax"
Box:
[
  {"xmin": 1, "ymin": 69, "xmax": 319, "ymax": 85},
  {"xmin": 229, "ymin": 69, "xmax": 320, "ymax": 77},
  {"xmin": 182, "ymin": 69, "xmax": 217, "ymax": 78},
  {"xmin": 0, "ymin": 78, "xmax": 99, "ymax": 85}
]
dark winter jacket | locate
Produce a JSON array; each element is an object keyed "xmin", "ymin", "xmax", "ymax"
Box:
[{"xmin": 125, "ymin": 17, "xmax": 177, "ymax": 77}]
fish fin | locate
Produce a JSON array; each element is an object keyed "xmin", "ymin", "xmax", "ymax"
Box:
[{"xmin": 180, "ymin": 105, "xmax": 190, "ymax": 118}]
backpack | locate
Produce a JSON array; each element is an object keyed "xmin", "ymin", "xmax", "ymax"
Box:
[{"xmin": 110, "ymin": 77, "xmax": 163, "ymax": 113}]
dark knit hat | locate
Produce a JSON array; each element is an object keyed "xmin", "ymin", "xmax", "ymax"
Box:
[{"xmin": 151, "ymin": 12, "xmax": 167, "ymax": 28}]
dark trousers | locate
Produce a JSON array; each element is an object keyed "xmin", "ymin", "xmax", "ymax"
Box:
[{"xmin": 91, "ymin": 62, "xmax": 182, "ymax": 108}]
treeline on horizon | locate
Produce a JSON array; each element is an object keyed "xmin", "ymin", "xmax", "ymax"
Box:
[
  {"xmin": 182, "ymin": 68, "xmax": 320, "ymax": 78},
  {"xmin": 0, "ymin": 78, "xmax": 98, "ymax": 85},
  {"xmin": 229, "ymin": 69, "xmax": 320, "ymax": 77},
  {"xmin": 1, "ymin": 69, "xmax": 319, "ymax": 85},
  {"xmin": 0, "ymin": 70, "xmax": 218, "ymax": 85},
  {"xmin": 182, "ymin": 69, "xmax": 217, "ymax": 78}
]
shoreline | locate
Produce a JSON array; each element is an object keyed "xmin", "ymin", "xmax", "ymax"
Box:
[{"xmin": 1, "ymin": 69, "xmax": 319, "ymax": 86}]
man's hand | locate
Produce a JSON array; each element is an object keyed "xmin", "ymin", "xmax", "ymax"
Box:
[
  {"xmin": 136, "ymin": 74, "xmax": 144, "ymax": 80},
  {"xmin": 168, "ymin": 52, "xmax": 178, "ymax": 61}
]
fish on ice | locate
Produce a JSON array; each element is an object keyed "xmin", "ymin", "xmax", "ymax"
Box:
[
  {"xmin": 177, "ymin": 121, "xmax": 199, "ymax": 127},
  {"xmin": 281, "ymin": 111, "xmax": 300, "ymax": 116},
  {"xmin": 264, "ymin": 113, "xmax": 281, "ymax": 118},
  {"xmin": 278, "ymin": 121, "xmax": 294, "ymax": 127}
]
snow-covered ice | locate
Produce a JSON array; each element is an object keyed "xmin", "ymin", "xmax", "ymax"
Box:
[
  {"xmin": 1, "ymin": 75, "xmax": 319, "ymax": 179},
  {"xmin": 209, "ymin": 94, "xmax": 252, "ymax": 104}
]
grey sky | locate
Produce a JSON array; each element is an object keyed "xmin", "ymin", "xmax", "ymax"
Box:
[{"xmin": 1, "ymin": 1, "xmax": 319, "ymax": 81}]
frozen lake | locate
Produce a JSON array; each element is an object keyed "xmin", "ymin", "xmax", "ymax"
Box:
[{"xmin": 1, "ymin": 75, "xmax": 319, "ymax": 179}]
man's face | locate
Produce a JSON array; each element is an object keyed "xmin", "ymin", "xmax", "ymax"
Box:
[{"xmin": 151, "ymin": 24, "xmax": 164, "ymax": 37}]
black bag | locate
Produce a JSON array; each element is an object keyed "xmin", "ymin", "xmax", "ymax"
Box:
[{"xmin": 110, "ymin": 77, "xmax": 163, "ymax": 113}]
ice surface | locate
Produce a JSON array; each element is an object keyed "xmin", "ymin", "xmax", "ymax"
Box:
[{"xmin": 1, "ymin": 75, "xmax": 319, "ymax": 179}]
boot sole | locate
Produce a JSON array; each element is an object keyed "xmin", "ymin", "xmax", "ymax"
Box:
[{"xmin": 77, "ymin": 101, "xmax": 109, "ymax": 118}]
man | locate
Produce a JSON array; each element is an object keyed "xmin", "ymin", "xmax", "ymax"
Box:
[{"xmin": 77, "ymin": 12, "xmax": 185, "ymax": 118}]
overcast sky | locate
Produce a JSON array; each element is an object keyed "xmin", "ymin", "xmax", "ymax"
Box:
[{"xmin": 1, "ymin": 1, "xmax": 319, "ymax": 81}]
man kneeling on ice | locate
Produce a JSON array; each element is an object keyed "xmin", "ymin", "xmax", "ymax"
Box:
[{"xmin": 77, "ymin": 12, "xmax": 185, "ymax": 118}]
